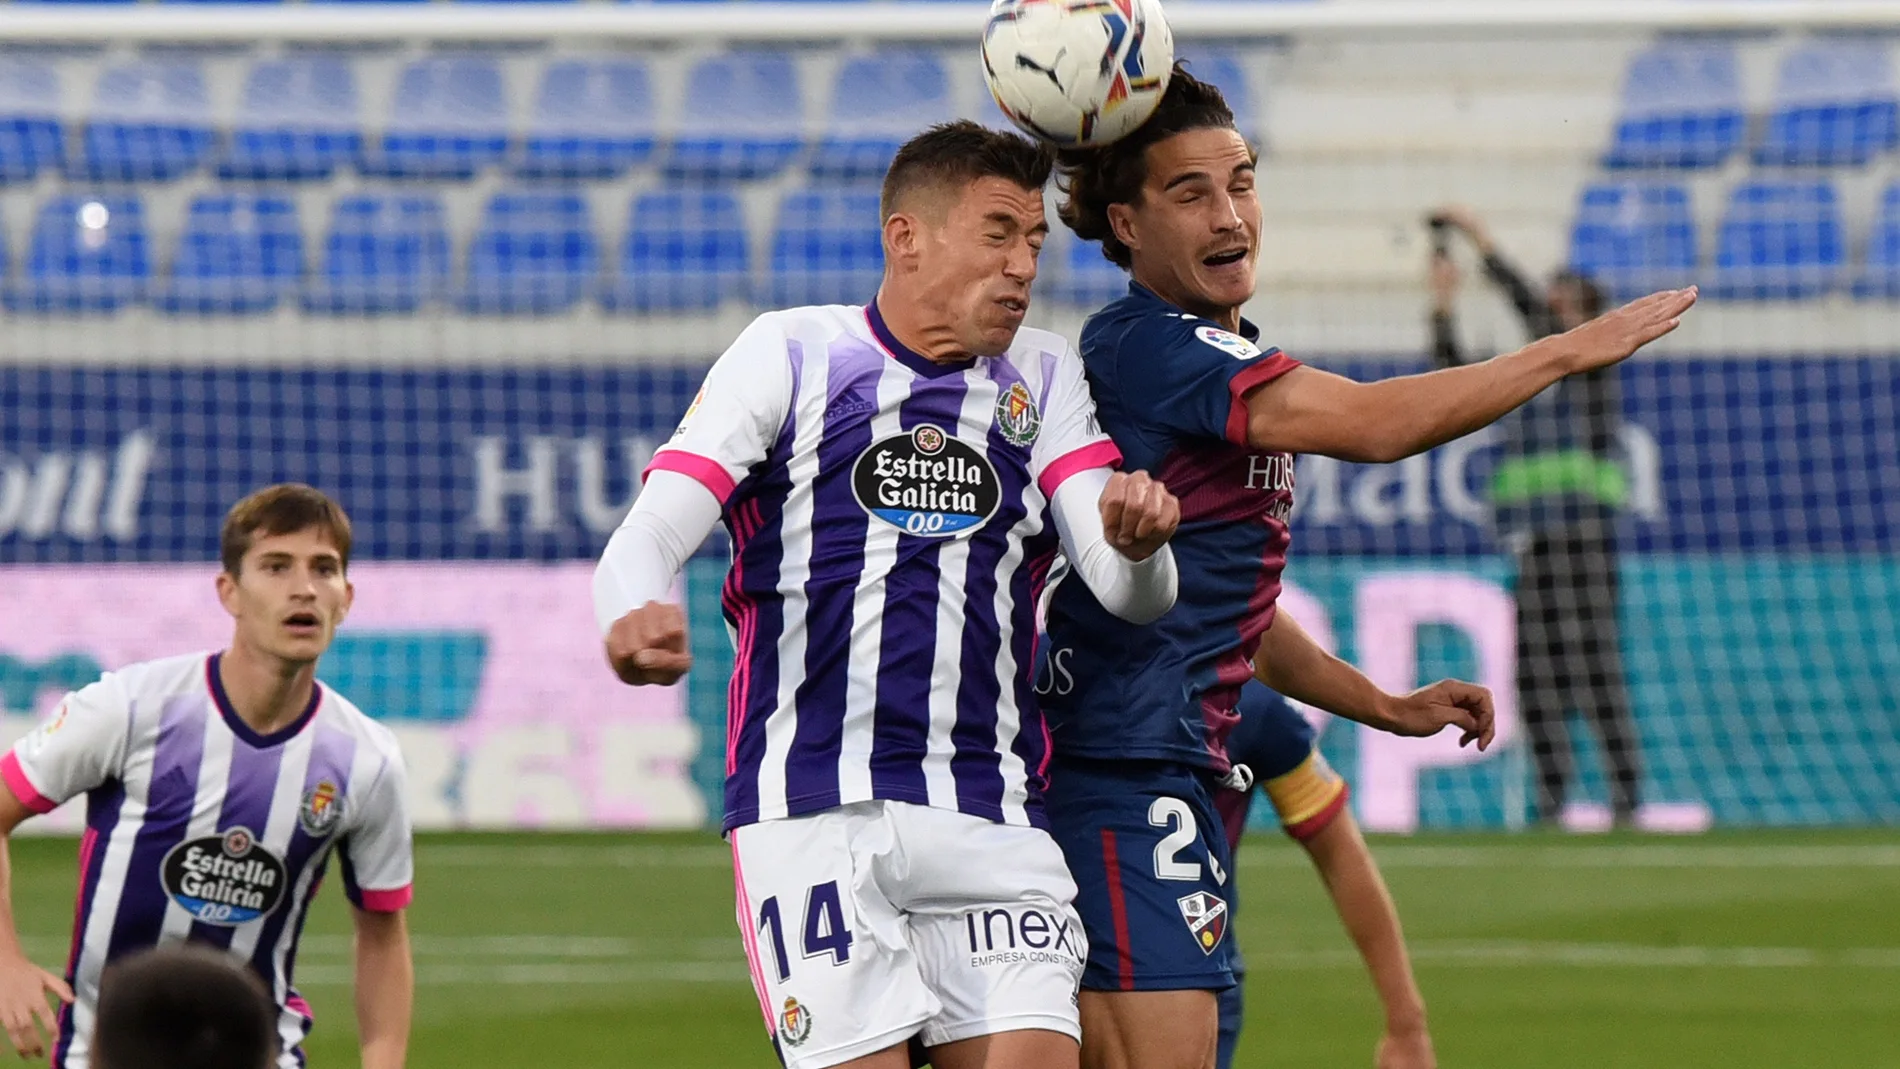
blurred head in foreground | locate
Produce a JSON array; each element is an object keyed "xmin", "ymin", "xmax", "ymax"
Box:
[
  {"xmin": 1058, "ymin": 64, "xmax": 1259, "ymax": 327},
  {"xmin": 878, "ymin": 120, "xmax": 1057, "ymax": 357},
  {"xmin": 93, "ymin": 944, "xmax": 278, "ymax": 1069}
]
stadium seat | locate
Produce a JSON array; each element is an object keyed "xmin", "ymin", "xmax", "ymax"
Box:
[
  {"xmin": 1045, "ymin": 232, "xmax": 1129, "ymax": 307},
  {"xmin": 1754, "ymin": 39, "xmax": 1899, "ymax": 167},
  {"xmin": 1182, "ymin": 50, "xmax": 1255, "ymax": 137},
  {"xmin": 515, "ymin": 59, "xmax": 657, "ymax": 180},
  {"xmin": 1603, "ymin": 42, "xmax": 1745, "ymax": 170},
  {"xmin": 358, "ymin": 55, "xmax": 509, "ymax": 180},
  {"xmin": 457, "ymin": 191, "xmax": 599, "ymax": 315},
  {"xmin": 1711, "ymin": 180, "xmax": 1844, "ymax": 300},
  {"xmin": 767, "ymin": 188, "xmax": 884, "ymax": 307},
  {"xmin": 664, "ymin": 51, "xmax": 807, "ymax": 182},
  {"xmin": 810, "ymin": 51, "xmax": 954, "ymax": 181},
  {"xmin": 303, "ymin": 195, "xmax": 450, "ymax": 315},
  {"xmin": 0, "ymin": 59, "xmax": 64, "ymax": 184},
  {"xmin": 219, "ymin": 56, "xmax": 362, "ymax": 181},
  {"xmin": 3, "ymin": 195, "xmax": 150, "ymax": 314},
  {"xmin": 72, "ymin": 60, "xmax": 216, "ymax": 182},
  {"xmin": 156, "ymin": 195, "xmax": 304, "ymax": 316},
  {"xmin": 602, "ymin": 190, "xmax": 750, "ymax": 313},
  {"xmin": 1851, "ymin": 183, "xmax": 1900, "ymax": 300},
  {"xmin": 1568, "ymin": 182, "xmax": 1699, "ymax": 304}
]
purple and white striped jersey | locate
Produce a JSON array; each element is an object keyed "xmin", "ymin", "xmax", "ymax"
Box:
[
  {"xmin": 0, "ymin": 651, "xmax": 413, "ymax": 1069},
  {"xmin": 647, "ymin": 301, "xmax": 1120, "ymax": 834}
]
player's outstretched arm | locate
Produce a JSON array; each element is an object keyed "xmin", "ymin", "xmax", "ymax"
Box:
[
  {"xmin": 0, "ymin": 787, "xmax": 74, "ymax": 1061},
  {"xmin": 1049, "ymin": 468, "xmax": 1180, "ymax": 624},
  {"xmin": 1253, "ymin": 611, "xmax": 1495, "ymax": 750},
  {"xmin": 351, "ymin": 906, "xmax": 412, "ymax": 1069},
  {"xmin": 1298, "ymin": 811, "xmax": 1436, "ymax": 1069},
  {"xmin": 594, "ymin": 470, "xmax": 724, "ymax": 686},
  {"xmin": 1242, "ymin": 287, "xmax": 1698, "ymax": 463}
]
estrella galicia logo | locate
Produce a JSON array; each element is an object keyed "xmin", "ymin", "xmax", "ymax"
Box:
[
  {"xmin": 994, "ymin": 382, "xmax": 1042, "ymax": 448},
  {"xmin": 299, "ymin": 779, "xmax": 344, "ymax": 838},
  {"xmin": 778, "ymin": 997, "xmax": 813, "ymax": 1047},
  {"xmin": 160, "ymin": 826, "xmax": 287, "ymax": 927},
  {"xmin": 852, "ymin": 425, "xmax": 1001, "ymax": 539}
]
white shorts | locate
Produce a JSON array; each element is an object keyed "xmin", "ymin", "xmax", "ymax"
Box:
[{"xmin": 729, "ymin": 800, "xmax": 1086, "ymax": 1069}]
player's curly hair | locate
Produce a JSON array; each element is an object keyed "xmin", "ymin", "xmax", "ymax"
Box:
[
  {"xmin": 1057, "ymin": 64, "xmax": 1244, "ymax": 270},
  {"xmin": 882, "ymin": 120, "xmax": 1056, "ymax": 222}
]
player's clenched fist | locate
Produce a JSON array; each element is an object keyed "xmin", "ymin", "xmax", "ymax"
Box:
[
  {"xmin": 1098, "ymin": 470, "xmax": 1180, "ymax": 563},
  {"xmin": 605, "ymin": 601, "xmax": 693, "ymax": 686}
]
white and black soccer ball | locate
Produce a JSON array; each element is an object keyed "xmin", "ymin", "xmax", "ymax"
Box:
[{"xmin": 982, "ymin": 0, "xmax": 1175, "ymax": 148}]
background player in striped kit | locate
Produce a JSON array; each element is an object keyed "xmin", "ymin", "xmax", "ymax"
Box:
[
  {"xmin": 1042, "ymin": 67, "xmax": 1696, "ymax": 1069},
  {"xmin": 1213, "ymin": 684, "xmax": 1432, "ymax": 1069},
  {"xmin": 594, "ymin": 122, "xmax": 1181, "ymax": 1069},
  {"xmin": 0, "ymin": 484, "xmax": 414, "ymax": 1069}
]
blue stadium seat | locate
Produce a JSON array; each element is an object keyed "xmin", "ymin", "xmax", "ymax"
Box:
[
  {"xmin": 3, "ymin": 195, "xmax": 149, "ymax": 314},
  {"xmin": 768, "ymin": 188, "xmax": 884, "ymax": 307},
  {"xmin": 1711, "ymin": 180, "xmax": 1845, "ymax": 300},
  {"xmin": 358, "ymin": 55, "xmax": 509, "ymax": 180},
  {"xmin": 1568, "ymin": 182, "xmax": 1699, "ymax": 304},
  {"xmin": 457, "ymin": 191, "xmax": 599, "ymax": 315},
  {"xmin": 72, "ymin": 60, "xmax": 215, "ymax": 182},
  {"xmin": 664, "ymin": 51, "xmax": 806, "ymax": 182},
  {"xmin": 157, "ymin": 195, "xmax": 303, "ymax": 315},
  {"xmin": 1754, "ymin": 39, "xmax": 1899, "ymax": 167},
  {"xmin": 810, "ymin": 51, "xmax": 953, "ymax": 181},
  {"xmin": 1182, "ymin": 51, "xmax": 1254, "ymax": 137},
  {"xmin": 303, "ymin": 195, "xmax": 450, "ymax": 315},
  {"xmin": 516, "ymin": 59, "xmax": 656, "ymax": 180},
  {"xmin": 1852, "ymin": 183, "xmax": 1900, "ymax": 300},
  {"xmin": 1604, "ymin": 42, "xmax": 1745, "ymax": 170},
  {"xmin": 1045, "ymin": 233, "xmax": 1128, "ymax": 307},
  {"xmin": 0, "ymin": 60, "xmax": 64, "ymax": 183},
  {"xmin": 602, "ymin": 190, "xmax": 750, "ymax": 313},
  {"xmin": 219, "ymin": 56, "xmax": 361, "ymax": 181}
]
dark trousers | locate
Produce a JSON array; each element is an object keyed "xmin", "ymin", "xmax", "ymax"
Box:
[{"xmin": 1514, "ymin": 526, "xmax": 1642, "ymax": 822}]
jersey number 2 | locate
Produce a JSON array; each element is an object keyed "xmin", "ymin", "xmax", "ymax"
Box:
[
  {"xmin": 757, "ymin": 881, "xmax": 855, "ymax": 982},
  {"xmin": 1148, "ymin": 797, "xmax": 1201, "ymax": 881}
]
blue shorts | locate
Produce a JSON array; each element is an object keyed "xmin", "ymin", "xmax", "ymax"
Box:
[
  {"xmin": 1216, "ymin": 952, "xmax": 1245, "ymax": 1069},
  {"xmin": 1044, "ymin": 758, "xmax": 1237, "ymax": 992}
]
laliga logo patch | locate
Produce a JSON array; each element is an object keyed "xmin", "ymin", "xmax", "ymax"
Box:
[
  {"xmin": 1195, "ymin": 325, "xmax": 1263, "ymax": 361},
  {"xmin": 671, "ymin": 385, "xmax": 707, "ymax": 440},
  {"xmin": 299, "ymin": 779, "xmax": 344, "ymax": 838},
  {"xmin": 778, "ymin": 997, "xmax": 813, "ymax": 1047},
  {"xmin": 1177, "ymin": 891, "xmax": 1229, "ymax": 955},
  {"xmin": 852, "ymin": 425, "xmax": 1002, "ymax": 539},
  {"xmin": 161, "ymin": 826, "xmax": 287, "ymax": 927},
  {"xmin": 994, "ymin": 381, "xmax": 1042, "ymax": 447}
]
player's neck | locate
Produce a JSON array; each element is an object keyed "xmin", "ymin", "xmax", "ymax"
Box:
[
  {"xmin": 218, "ymin": 642, "xmax": 318, "ymax": 736},
  {"xmin": 873, "ymin": 290, "xmax": 977, "ymax": 366},
  {"xmin": 1135, "ymin": 275, "xmax": 1243, "ymax": 334}
]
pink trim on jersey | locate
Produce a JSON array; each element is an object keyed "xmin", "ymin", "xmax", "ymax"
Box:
[
  {"xmin": 729, "ymin": 836, "xmax": 778, "ymax": 1035},
  {"xmin": 0, "ymin": 753, "xmax": 55, "ymax": 814},
  {"xmin": 1223, "ymin": 351, "xmax": 1302, "ymax": 446},
  {"xmin": 644, "ymin": 450, "xmax": 738, "ymax": 505},
  {"xmin": 1037, "ymin": 440, "xmax": 1123, "ymax": 499},
  {"xmin": 724, "ymin": 500, "xmax": 759, "ymax": 777},
  {"xmin": 286, "ymin": 994, "xmax": 314, "ymax": 1024},
  {"xmin": 357, "ymin": 885, "xmax": 412, "ymax": 912}
]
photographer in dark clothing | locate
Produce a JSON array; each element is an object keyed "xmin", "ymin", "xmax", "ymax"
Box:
[{"xmin": 1427, "ymin": 205, "xmax": 1642, "ymax": 828}]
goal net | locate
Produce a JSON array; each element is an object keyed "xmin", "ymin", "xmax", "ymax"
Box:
[{"xmin": 0, "ymin": 2, "xmax": 1893, "ymax": 833}]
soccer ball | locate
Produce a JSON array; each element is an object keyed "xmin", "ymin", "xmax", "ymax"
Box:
[{"xmin": 982, "ymin": 0, "xmax": 1175, "ymax": 148}]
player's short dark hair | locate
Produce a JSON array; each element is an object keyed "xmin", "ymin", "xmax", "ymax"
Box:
[
  {"xmin": 1057, "ymin": 64, "xmax": 1247, "ymax": 269},
  {"xmin": 220, "ymin": 483, "xmax": 353, "ymax": 576},
  {"xmin": 93, "ymin": 944, "xmax": 278, "ymax": 1069},
  {"xmin": 880, "ymin": 120, "xmax": 1056, "ymax": 222},
  {"xmin": 1550, "ymin": 269, "xmax": 1609, "ymax": 319}
]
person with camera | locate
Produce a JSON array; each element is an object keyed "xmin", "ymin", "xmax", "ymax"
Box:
[{"xmin": 1428, "ymin": 205, "xmax": 1644, "ymax": 830}]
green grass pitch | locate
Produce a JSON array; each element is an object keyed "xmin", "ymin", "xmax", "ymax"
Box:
[{"xmin": 9, "ymin": 829, "xmax": 1897, "ymax": 1067}]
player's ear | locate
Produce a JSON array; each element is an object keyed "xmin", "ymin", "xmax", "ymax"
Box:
[
  {"xmin": 338, "ymin": 578, "xmax": 355, "ymax": 624},
  {"xmin": 1106, "ymin": 202, "xmax": 1139, "ymax": 258},
  {"xmin": 215, "ymin": 569, "xmax": 242, "ymax": 619},
  {"xmin": 883, "ymin": 211, "xmax": 923, "ymax": 268}
]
